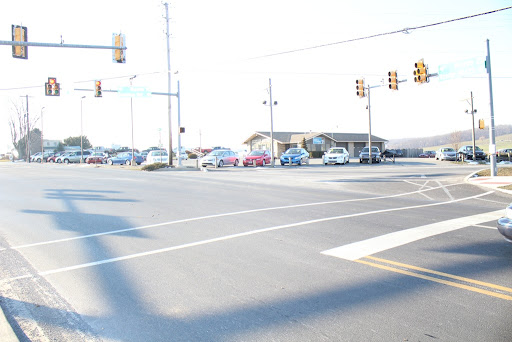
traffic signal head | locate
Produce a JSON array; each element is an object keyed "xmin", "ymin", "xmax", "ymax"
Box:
[
  {"xmin": 12, "ymin": 25, "xmax": 27, "ymax": 59},
  {"xmin": 479, "ymin": 119, "xmax": 485, "ymax": 129},
  {"xmin": 388, "ymin": 70, "xmax": 398, "ymax": 90},
  {"xmin": 45, "ymin": 77, "xmax": 59, "ymax": 96},
  {"xmin": 356, "ymin": 79, "xmax": 365, "ymax": 97},
  {"xmin": 95, "ymin": 80, "xmax": 102, "ymax": 97},
  {"xmin": 413, "ymin": 59, "xmax": 428, "ymax": 83},
  {"xmin": 113, "ymin": 34, "xmax": 126, "ymax": 63}
]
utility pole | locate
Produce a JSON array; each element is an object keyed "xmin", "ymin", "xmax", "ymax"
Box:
[
  {"xmin": 269, "ymin": 78, "xmax": 276, "ymax": 167},
  {"xmin": 367, "ymin": 86, "xmax": 372, "ymax": 165},
  {"xmin": 165, "ymin": 2, "xmax": 173, "ymax": 166},
  {"xmin": 470, "ymin": 91, "xmax": 476, "ymax": 161},
  {"xmin": 486, "ymin": 39, "xmax": 497, "ymax": 176},
  {"xmin": 26, "ymin": 95, "xmax": 30, "ymax": 162}
]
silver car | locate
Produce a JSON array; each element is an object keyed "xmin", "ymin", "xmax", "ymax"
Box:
[
  {"xmin": 435, "ymin": 147, "xmax": 457, "ymax": 161},
  {"xmin": 497, "ymin": 203, "xmax": 512, "ymax": 243},
  {"xmin": 200, "ymin": 149, "xmax": 239, "ymax": 167},
  {"xmin": 57, "ymin": 150, "xmax": 91, "ymax": 164}
]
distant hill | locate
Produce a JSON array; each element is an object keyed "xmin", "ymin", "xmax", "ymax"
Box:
[{"xmin": 387, "ymin": 124, "xmax": 512, "ymax": 149}]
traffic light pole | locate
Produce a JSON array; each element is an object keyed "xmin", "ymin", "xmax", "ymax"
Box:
[
  {"xmin": 1, "ymin": 40, "xmax": 126, "ymax": 52},
  {"xmin": 486, "ymin": 39, "xmax": 497, "ymax": 177},
  {"xmin": 367, "ymin": 86, "xmax": 372, "ymax": 165}
]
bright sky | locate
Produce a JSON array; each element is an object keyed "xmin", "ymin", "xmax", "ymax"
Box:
[{"xmin": 2, "ymin": 1, "xmax": 511, "ymax": 153}]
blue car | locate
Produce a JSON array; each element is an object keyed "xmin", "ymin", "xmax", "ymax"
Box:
[
  {"xmin": 107, "ymin": 152, "xmax": 144, "ymax": 165},
  {"xmin": 280, "ymin": 148, "xmax": 310, "ymax": 166}
]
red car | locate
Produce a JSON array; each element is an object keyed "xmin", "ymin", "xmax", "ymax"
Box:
[
  {"xmin": 47, "ymin": 151, "xmax": 66, "ymax": 163},
  {"xmin": 243, "ymin": 149, "xmax": 272, "ymax": 167},
  {"xmin": 86, "ymin": 152, "xmax": 106, "ymax": 164}
]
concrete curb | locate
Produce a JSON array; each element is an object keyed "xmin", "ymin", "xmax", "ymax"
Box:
[{"xmin": 465, "ymin": 170, "xmax": 512, "ymax": 195}]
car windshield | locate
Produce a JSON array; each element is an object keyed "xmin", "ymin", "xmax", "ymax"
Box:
[
  {"xmin": 209, "ymin": 150, "xmax": 226, "ymax": 156},
  {"xmin": 328, "ymin": 149, "xmax": 345, "ymax": 154},
  {"xmin": 441, "ymin": 148, "xmax": 455, "ymax": 152},
  {"xmin": 285, "ymin": 148, "xmax": 301, "ymax": 154},
  {"xmin": 466, "ymin": 146, "xmax": 483, "ymax": 151},
  {"xmin": 248, "ymin": 150, "xmax": 265, "ymax": 156},
  {"xmin": 361, "ymin": 147, "xmax": 379, "ymax": 153}
]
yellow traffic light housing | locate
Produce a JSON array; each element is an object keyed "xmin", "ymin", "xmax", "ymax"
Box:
[
  {"xmin": 95, "ymin": 80, "xmax": 102, "ymax": 97},
  {"xmin": 414, "ymin": 59, "xmax": 428, "ymax": 83},
  {"xmin": 113, "ymin": 33, "xmax": 126, "ymax": 63},
  {"xmin": 12, "ymin": 25, "xmax": 27, "ymax": 59},
  {"xmin": 45, "ymin": 77, "xmax": 59, "ymax": 96},
  {"xmin": 356, "ymin": 79, "xmax": 365, "ymax": 97},
  {"xmin": 388, "ymin": 70, "xmax": 398, "ymax": 90},
  {"xmin": 479, "ymin": 119, "xmax": 484, "ymax": 129}
]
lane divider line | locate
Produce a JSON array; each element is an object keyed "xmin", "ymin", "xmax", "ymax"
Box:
[{"xmin": 354, "ymin": 257, "xmax": 512, "ymax": 301}]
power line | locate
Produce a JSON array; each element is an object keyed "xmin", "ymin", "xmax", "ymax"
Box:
[{"xmin": 249, "ymin": 6, "xmax": 512, "ymax": 60}]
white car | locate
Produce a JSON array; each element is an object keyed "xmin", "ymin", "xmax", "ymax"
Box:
[
  {"xmin": 323, "ymin": 147, "xmax": 350, "ymax": 165},
  {"xmin": 146, "ymin": 150, "xmax": 169, "ymax": 164}
]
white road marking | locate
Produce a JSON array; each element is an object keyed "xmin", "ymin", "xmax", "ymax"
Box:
[
  {"xmin": 321, "ymin": 209, "xmax": 503, "ymax": 261},
  {"xmin": 474, "ymin": 224, "xmax": 497, "ymax": 230},
  {"xmin": 1, "ymin": 191, "xmax": 493, "ymax": 282},
  {"xmin": 9, "ymin": 182, "xmax": 468, "ymax": 250}
]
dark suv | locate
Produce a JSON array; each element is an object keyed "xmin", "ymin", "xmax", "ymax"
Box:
[{"xmin": 457, "ymin": 145, "xmax": 486, "ymax": 161}]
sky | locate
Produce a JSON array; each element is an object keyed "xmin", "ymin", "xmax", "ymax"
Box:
[{"xmin": 1, "ymin": 0, "xmax": 511, "ymax": 153}]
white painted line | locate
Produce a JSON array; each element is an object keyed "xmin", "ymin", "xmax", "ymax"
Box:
[
  {"xmin": 2, "ymin": 191, "xmax": 493, "ymax": 282},
  {"xmin": 321, "ymin": 209, "xmax": 503, "ymax": 261},
  {"xmin": 474, "ymin": 224, "xmax": 497, "ymax": 230},
  {"xmin": 10, "ymin": 182, "xmax": 467, "ymax": 250}
]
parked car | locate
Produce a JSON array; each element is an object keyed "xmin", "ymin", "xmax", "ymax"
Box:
[
  {"xmin": 107, "ymin": 152, "xmax": 144, "ymax": 165},
  {"xmin": 200, "ymin": 149, "xmax": 239, "ymax": 167},
  {"xmin": 243, "ymin": 149, "xmax": 271, "ymax": 167},
  {"xmin": 457, "ymin": 145, "xmax": 486, "ymax": 161},
  {"xmin": 359, "ymin": 146, "xmax": 381, "ymax": 163},
  {"xmin": 57, "ymin": 150, "xmax": 91, "ymax": 164},
  {"xmin": 86, "ymin": 152, "xmax": 106, "ymax": 164},
  {"xmin": 323, "ymin": 147, "xmax": 349, "ymax": 165},
  {"xmin": 435, "ymin": 147, "xmax": 457, "ymax": 161},
  {"xmin": 146, "ymin": 150, "xmax": 169, "ymax": 164},
  {"xmin": 419, "ymin": 150, "xmax": 435, "ymax": 158},
  {"xmin": 497, "ymin": 203, "xmax": 512, "ymax": 243},
  {"xmin": 381, "ymin": 149, "xmax": 397, "ymax": 158},
  {"xmin": 141, "ymin": 151, "xmax": 148, "ymax": 161},
  {"xmin": 497, "ymin": 148, "xmax": 512, "ymax": 162},
  {"xmin": 280, "ymin": 148, "xmax": 310, "ymax": 166},
  {"xmin": 394, "ymin": 149, "xmax": 404, "ymax": 157},
  {"xmin": 47, "ymin": 151, "xmax": 66, "ymax": 163}
]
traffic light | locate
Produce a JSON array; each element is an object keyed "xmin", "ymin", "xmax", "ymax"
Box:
[
  {"xmin": 356, "ymin": 79, "xmax": 365, "ymax": 97},
  {"xmin": 45, "ymin": 77, "xmax": 59, "ymax": 96},
  {"xmin": 113, "ymin": 33, "xmax": 126, "ymax": 63},
  {"xmin": 95, "ymin": 80, "xmax": 102, "ymax": 97},
  {"xmin": 479, "ymin": 119, "xmax": 485, "ymax": 129},
  {"xmin": 11, "ymin": 25, "xmax": 27, "ymax": 59},
  {"xmin": 413, "ymin": 59, "xmax": 428, "ymax": 83},
  {"xmin": 180, "ymin": 127, "xmax": 185, "ymax": 133},
  {"xmin": 388, "ymin": 71, "xmax": 398, "ymax": 90}
]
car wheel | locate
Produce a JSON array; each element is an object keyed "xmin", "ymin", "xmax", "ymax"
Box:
[
  {"xmin": 64, "ymin": 159, "xmax": 69, "ymax": 164},
  {"xmin": 234, "ymin": 159, "xmax": 239, "ymax": 167},
  {"xmin": 298, "ymin": 159, "xmax": 302, "ymax": 166},
  {"xmin": 218, "ymin": 160, "xmax": 224, "ymax": 167},
  {"xmin": 50, "ymin": 159, "xmax": 55, "ymax": 163},
  {"xmin": 125, "ymin": 160, "xmax": 131, "ymax": 165},
  {"xmin": 261, "ymin": 160, "xmax": 265, "ymax": 167},
  {"xmin": 108, "ymin": 159, "xmax": 113, "ymax": 165}
]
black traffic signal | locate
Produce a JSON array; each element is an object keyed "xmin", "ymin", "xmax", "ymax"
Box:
[{"xmin": 95, "ymin": 80, "xmax": 102, "ymax": 97}]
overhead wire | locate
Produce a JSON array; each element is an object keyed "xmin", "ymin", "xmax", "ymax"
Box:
[{"xmin": 249, "ymin": 6, "xmax": 512, "ymax": 60}]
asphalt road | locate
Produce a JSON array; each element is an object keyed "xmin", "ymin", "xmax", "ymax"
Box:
[{"xmin": 0, "ymin": 159, "xmax": 511, "ymax": 341}]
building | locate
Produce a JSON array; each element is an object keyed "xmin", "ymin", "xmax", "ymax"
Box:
[{"xmin": 243, "ymin": 132, "xmax": 387, "ymax": 158}]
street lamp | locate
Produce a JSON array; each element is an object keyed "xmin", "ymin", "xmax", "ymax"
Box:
[
  {"xmin": 40, "ymin": 107, "xmax": 45, "ymax": 162},
  {"xmin": 129, "ymin": 75, "xmax": 136, "ymax": 166},
  {"xmin": 80, "ymin": 96, "xmax": 86, "ymax": 163},
  {"xmin": 263, "ymin": 78, "xmax": 277, "ymax": 167}
]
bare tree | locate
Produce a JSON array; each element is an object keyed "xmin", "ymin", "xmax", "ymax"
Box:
[
  {"xmin": 8, "ymin": 98, "xmax": 39, "ymax": 160},
  {"xmin": 450, "ymin": 130, "xmax": 462, "ymax": 151}
]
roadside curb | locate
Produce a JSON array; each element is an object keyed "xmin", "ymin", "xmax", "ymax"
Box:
[
  {"xmin": 465, "ymin": 170, "xmax": 512, "ymax": 195},
  {"xmin": 0, "ymin": 304, "xmax": 19, "ymax": 342}
]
